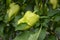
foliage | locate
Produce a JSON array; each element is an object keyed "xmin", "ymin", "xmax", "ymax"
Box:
[{"xmin": 0, "ymin": 0, "xmax": 60, "ymax": 40}]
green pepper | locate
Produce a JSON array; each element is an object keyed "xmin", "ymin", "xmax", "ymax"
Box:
[
  {"xmin": 7, "ymin": 3, "xmax": 20, "ymax": 22},
  {"xmin": 50, "ymin": 0, "xmax": 57, "ymax": 9},
  {"xmin": 17, "ymin": 11, "xmax": 39, "ymax": 30}
]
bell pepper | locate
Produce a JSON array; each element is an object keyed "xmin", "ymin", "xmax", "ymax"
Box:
[
  {"xmin": 17, "ymin": 11, "xmax": 39, "ymax": 30},
  {"xmin": 7, "ymin": 3, "xmax": 20, "ymax": 21},
  {"xmin": 50, "ymin": 0, "xmax": 57, "ymax": 9}
]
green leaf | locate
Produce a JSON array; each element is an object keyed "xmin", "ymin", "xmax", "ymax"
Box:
[
  {"xmin": 38, "ymin": 29, "xmax": 46, "ymax": 40},
  {"xmin": 47, "ymin": 35, "xmax": 57, "ymax": 40},
  {"xmin": 0, "ymin": 16, "xmax": 3, "ymax": 21},
  {"xmin": 13, "ymin": 31, "xmax": 31, "ymax": 40},
  {"xmin": 14, "ymin": 27, "xmax": 42, "ymax": 40},
  {"xmin": 55, "ymin": 27, "xmax": 60, "ymax": 38},
  {"xmin": 54, "ymin": 16, "xmax": 60, "ymax": 22},
  {"xmin": 55, "ymin": 27, "xmax": 60, "ymax": 33},
  {"xmin": 6, "ymin": 0, "xmax": 11, "ymax": 5},
  {"xmin": 0, "ymin": 23, "xmax": 5, "ymax": 37},
  {"xmin": 15, "ymin": 23, "xmax": 29, "ymax": 30},
  {"xmin": 28, "ymin": 27, "xmax": 42, "ymax": 40},
  {"xmin": 47, "ymin": 9, "xmax": 60, "ymax": 17}
]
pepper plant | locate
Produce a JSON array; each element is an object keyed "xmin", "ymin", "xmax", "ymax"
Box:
[{"xmin": 0, "ymin": 0, "xmax": 60, "ymax": 40}]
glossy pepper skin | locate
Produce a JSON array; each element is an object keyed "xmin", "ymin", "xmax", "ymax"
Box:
[
  {"xmin": 7, "ymin": 3, "xmax": 20, "ymax": 22},
  {"xmin": 17, "ymin": 11, "xmax": 39, "ymax": 30},
  {"xmin": 50, "ymin": 0, "xmax": 57, "ymax": 9}
]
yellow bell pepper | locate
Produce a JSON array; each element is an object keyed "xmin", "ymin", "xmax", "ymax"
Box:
[
  {"xmin": 50, "ymin": 0, "xmax": 57, "ymax": 9},
  {"xmin": 7, "ymin": 3, "xmax": 20, "ymax": 21},
  {"xmin": 17, "ymin": 11, "xmax": 39, "ymax": 30}
]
